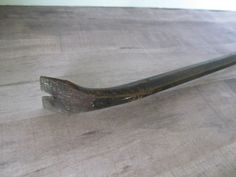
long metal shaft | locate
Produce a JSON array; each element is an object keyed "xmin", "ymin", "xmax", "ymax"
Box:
[{"xmin": 40, "ymin": 53, "xmax": 236, "ymax": 112}]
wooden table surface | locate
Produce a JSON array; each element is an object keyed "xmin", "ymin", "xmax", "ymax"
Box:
[{"xmin": 1, "ymin": 6, "xmax": 236, "ymax": 177}]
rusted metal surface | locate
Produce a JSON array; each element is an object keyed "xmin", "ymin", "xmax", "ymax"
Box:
[{"xmin": 40, "ymin": 53, "xmax": 236, "ymax": 112}]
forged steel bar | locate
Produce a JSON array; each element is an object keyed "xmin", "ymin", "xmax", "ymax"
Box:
[{"xmin": 40, "ymin": 53, "xmax": 236, "ymax": 112}]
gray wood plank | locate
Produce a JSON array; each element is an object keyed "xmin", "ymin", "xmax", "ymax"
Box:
[{"xmin": 1, "ymin": 6, "xmax": 236, "ymax": 177}]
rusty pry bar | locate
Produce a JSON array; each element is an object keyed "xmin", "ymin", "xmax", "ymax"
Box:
[{"xmin": 40, "ymin": 53, "xmax": 236, "ymax": 112}]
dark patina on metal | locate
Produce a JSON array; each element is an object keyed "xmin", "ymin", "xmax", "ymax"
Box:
[{"xmin": 40, "ymin": 53, "xmax": 236, "ymax": 112}]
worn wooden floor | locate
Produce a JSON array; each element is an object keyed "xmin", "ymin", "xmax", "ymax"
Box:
[{"xmin": 1, "ymin": 6, "xmax": 236, "ymax": 177}]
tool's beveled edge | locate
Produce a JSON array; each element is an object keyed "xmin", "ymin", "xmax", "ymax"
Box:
[{"xmin": 40, "ymin": 76, "xmax": 97, "ymax": 112}]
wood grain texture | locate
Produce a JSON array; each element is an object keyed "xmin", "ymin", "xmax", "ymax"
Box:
[{"xmin": 0, "ymin": 6, "xmax": 236, "ymax": 177}]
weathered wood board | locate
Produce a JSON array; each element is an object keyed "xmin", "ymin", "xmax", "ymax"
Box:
[{"xmin": 1, "ymin": 6, "xmax": 236, "ymax": 177}]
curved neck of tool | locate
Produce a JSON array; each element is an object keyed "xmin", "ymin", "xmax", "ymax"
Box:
[{"xmin": 91, "ymin": 53, "xmax": 236, "ymax": 98}]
